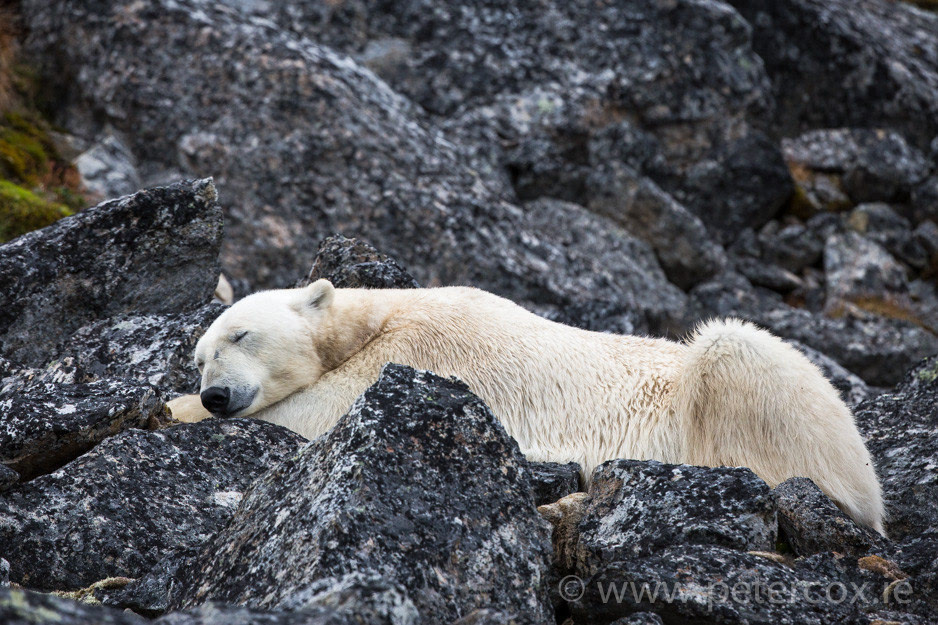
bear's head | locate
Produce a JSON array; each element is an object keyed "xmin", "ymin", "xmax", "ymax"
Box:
[{"xmin": 194, "ymin": 279, "xmax": 335, "ymax": 418}]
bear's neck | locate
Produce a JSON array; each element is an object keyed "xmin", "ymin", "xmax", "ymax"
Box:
[{"xmin": 314, "ymin": 288, "xmax": 409, "ymax": 372}]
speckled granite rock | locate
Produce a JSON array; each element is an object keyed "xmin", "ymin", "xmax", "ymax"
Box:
[
  {"xmin": 823, "ymin": 231, "xmax": 909, "ymax": 314},
  {"xmin": 774, "ymin": 477, "xmax": 882, "ymax": 556},
  {"xmin": 0, "ymin": 368, "xmax": 165, "ymax": 480},
  {"xmin": 169, "ymin": 364, "xmax": 553, "ymax": 624},
  {"xmin": 0, "ymin": 586, "xmax": 147, "ymax": 625},
  {"xmin": 304, "ymin": 235, "xmax": 420, "ymax": 290},
  {"xmin": 570, "ymin": 460, "xmax": 776, "ymax": 577},
  {"xmin": 0, "ymin": 418, "xmax": 306, "ymax": 591},
  {"xmin": 50, "ymin": 303, "xmax": 225, "ymax": 395},
  {"xmin": 730, "ymin": 0, "xmax": 938, "ymax": 149},
  {"xmin": 570, "ymin": 545, "xmax": 865, "ymax": 625},
  {"xmin": 0, "ymin": 179, "xmax": 222, "ymax": 366},
  {"xmin": 854, "ymin": 356, "xmax": 938, "ymax": 542},
  {"xmin": 154, "ymin": 574, "xmax": 419, "ymax": 625},
  {"xmin": 22, "ymin": 0, "xmax": 686, "ymax": 336},
  {"xmin": 528, "ymin": 461, "xmax": 582, "ymax": 507}
]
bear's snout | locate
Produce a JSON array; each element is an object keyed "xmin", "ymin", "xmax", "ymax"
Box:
[{"xmin": 201, "ymin": 386, "xmax": 231, "ymax": 416}]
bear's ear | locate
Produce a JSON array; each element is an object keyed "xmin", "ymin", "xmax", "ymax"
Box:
[{"xmin": 302, "ymin": 279, "xmax": 335, "ymax": 311}]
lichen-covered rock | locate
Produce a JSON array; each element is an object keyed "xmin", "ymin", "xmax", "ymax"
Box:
[
  {"xmin": 0, "ymin": 418, "xmax": 306, "ymax": 591},
  {"xmin": 528, "ymin": 461, "xmax": 582, "ymax": 507},
  {"xmin": 22, "ymin": 0, "xmax": 686, "ymax": 335},
  {"xmin": 854, "ymin": 356, "xmax": 938, "ymax": 542},
  {"xmin": 50, "ymin": 303, "xmax": 225, "ymax": 395},
  {"xmin": 823, "ymin": 231, "xmax": 909, "ymax": 314},
  {"xmin": 571, "ymin": 461, "xmax": 776, "ymax": 577},
  {"xmin": 0, "ymin": 178, "xmax": 222, "ymax": 366},
  {"xmin": 0, "ymin": 586, "xmax": 147, "ymax": 625},
  {"xmin": 731, "ymin": 0, "xmax": 938, "ymax": 149},
  {"xmin": 305, "ymin": 235, "xmax": 420, "ymax": 289},
  {"xmin": 570, "ymin": 545, "xmax": 865, "ymax": 625},
  {"xmin": 170, "ymin": 365, "xmax": 553, "ymax": 624},
  {"xmin": 73, "ymin": 133, "xmax": 142, "ymax": 202},
  {"xmin": 155, "ymin": 574, "xmax": 419, "ymax": 625},
  {"xmin": 783, "ymin": 129, "xmax": 930, "ymax": 205},
  {"xmin": 0, "ymin": 370, "xmax": 166, "ymax": 480},
  {"xmin": 774, "ymin": 477, "xmax": 882, "ymax": 556}
]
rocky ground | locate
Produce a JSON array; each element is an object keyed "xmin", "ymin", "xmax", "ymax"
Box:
[{"xmin": 0, "ymin": 0, "xmax": 936, "ymax": 623}]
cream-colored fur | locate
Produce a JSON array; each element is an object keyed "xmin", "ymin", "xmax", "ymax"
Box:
[{"xmin": 170, "ymin": 280, "xmax": 884, "ymax": 533}]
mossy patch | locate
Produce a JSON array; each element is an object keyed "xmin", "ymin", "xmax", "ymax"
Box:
[
  {"xmin": 0, "ymin": 179, "xmax": 72, "ymax": 243},
  {"xmin": 916, "ymin": 360, "xmax": 938, "ymax": 384}
]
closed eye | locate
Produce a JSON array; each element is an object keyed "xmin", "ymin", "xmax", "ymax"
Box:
[
  {"xmin": 232, "ymin": 330, "xmax": 248, "ymax": 343},
  {"xmin": 196, "ymin": 358, "xmax": 205, "ymax": 372}
]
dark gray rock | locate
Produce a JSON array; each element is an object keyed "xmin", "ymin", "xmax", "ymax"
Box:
[
  {"xmin": 731, "ymin": 0, "xmax": 938, "ymax": 149},
  {"xmin": 268, "ymin": 0, "xmax": 790, "ymax": 245},
  {"xmin": 170, "ymin": 365, "xmax": 553, "ymax": 624},
  {"xmin": 0, "ymin": 558, "xmax": 8, "ymax": 586},
  {"xmin": 573, "ymin": 460, "xmax": 776, "ymax": 577},
  {"xmin": 783, "ymin": 129, "xmax": 930, "ymax": 204},
  {"xmin": 22, "ymin": 0, "xmax": 686, "ymax": 335},
  {"xmin": 823, "ymin": 231, "xmax": 909, "ymax": 314},
  {"xmin": 155, "ymin": 574, "xmax": 419, "ymax": 625},
  {"xmin": 609, "ymin": 614, "xmax": 664, "ymax": 625},
  {"xmin": 854, "ymin": 356, "xmax": 938, "ymax": 542},
  {"xmin": 911, "ymin": 175, "xmax": 938, "ymax": 225},
  {"xmin": 689, "ymin": 271, "xmax": 938, "ymax": 386},
  {"xmin": 570, "ymin": 545, "xmax": 865, "ymax": 625},
  {"xmin": 0, "ymin": 369, "xmax": 166, "ymax": 480},
  {"xmin": 305, "ymin": 235, "xmax": 420, "ymax": 289},
  {"xmin": 786, "ymin": 341, "xmax": 871, "ymax": 407},
  {"xmin": 0, "ymin": 418, "xmax": 306, "ymax": 591},
  {"xmin": 0, "ymin": 587, "xmax": 147, "ymax": 625},
  {"xmin": 74, "ymin": 133, "xmax": 142, "ymax": 203},
  {"xmin": 0, "ymin": 179, "xmax": 222, "ymax": 366},
  {"xmin": 528, "ymin": 461, "xmax": 582, "ymax": 507},
  {"xmin": 774, "ymin": 477, "xmax": 882, "ymax": 556},
  {"xmin": 0, "ymin": 465, "xmax": 19, "ymax": 492},
  {"xmin": 586, "ymin": 164, "xmax": 727, "ymax": 289},
  {"xmin": 849, "ymin": 203, "xmax": 928, "ymax": 270},
  {"xmin": 50, "ymin": 303, "xmax": 225, "ymax": 395}
]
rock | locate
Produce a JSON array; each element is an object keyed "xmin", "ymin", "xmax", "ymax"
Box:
[
  {"xmin": 305, "ymin": 235, "xmax": 420, "ymax": 289},
  {"xmin": 154, "ymin": 574, "xmax": 419, "ymax": 625},
  {"xmin": 22, "ymin": 0, "xmax": 686, "ymax": 335},
  {"xmin": 276, "ymin": 0, "xmax": 790, "ymax": 244},
  {"xmin": 848, "ymin": 203, "xmax": 927, "ymax": 270},
  {"xmin": 0, "ymin": 559, "xmax": 8, "ymax": 586},
  {"xmin": 689, "ymin": 271, "xmax": 938, "ymax": 386},
  {"xmin": 528, "ymin": 461, "xmax": 582, "ymax": 507},
  {"xmin": 854, "ymin": 356, "xmax": 938, "ymax": 542},
  {"xmin": 571, "ymin": 460, "xmax": 776, "ymax": 578},
  {"xmin": 0, "ymin": 586, "xmax": 148, "ymax": 625},
  {"xmin": 783, "ymin": 129, "xmax": 930, "ymax": 204},
  {"xmin": 823, "ymin": 231, "xmax": 909, "ymax": 315},
  {"xmin": 0, "ymin": 418, "xmax": 306, "ymax": 591},
  {"xmin": 50, "ymin": 303, "xmax": 225, "ymax": 395},
  {"xmin": 911, "ymin": 175, "xmax": 938, "ymax": 225},
  {"xmin": 73, "ymin": 133, "xmax": 142, "ymax": 202},
  {"xmin": 0, "ymin": 465, "xmax": 18, "ymax": 492},
  {"xmin": 609, "ymin": 614, "xmax": 664, "ymax": 625},
  {"xmin": 774, "ymin": 477, "xmax": 882, "ymax": 556},
  {"xmin": 731, "ymin": 0, "xmax": 938, "ymax": 149},
  {"xmin": 571, "ymin": 544, "xmax": 864, "ymax": 625},
  {"xmin": 586, "ymin": 164, "xmax": 727, "ymax": 289},
  {"xmin": 0, "ymin": 369, "xmax": 166, "ymax": 480},
  {"xmin": 786, "ymin": 341, "xmax": 871, "ymax": 407},
  {"xmin": 169, "ymin": 365, "xmax": 553, "ymax": 624},
  {"xmin": 0, "ymin": 178, "xmax": 222, "ymax": 366}
]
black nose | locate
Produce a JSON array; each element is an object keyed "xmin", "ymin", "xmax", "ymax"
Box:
[{"xmin": 201, "ymin": 387, "xmax": 231, "ymax": 415}]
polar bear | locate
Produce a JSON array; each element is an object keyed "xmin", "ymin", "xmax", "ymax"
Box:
[{"xmin": 169, "ymin": 280, "xmax": 885, "ymax": 533}]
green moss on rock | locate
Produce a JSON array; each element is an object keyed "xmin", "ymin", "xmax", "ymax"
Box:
[{"xmin": 0, "ymin": 179, "xmax": 71, "ymax": 242}]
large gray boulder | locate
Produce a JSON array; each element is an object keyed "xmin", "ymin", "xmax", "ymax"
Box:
[
  {"xmin": 729, "ymin": 0, "xmax": 938, "ymax": 149},
  {"xmin": 22, "ymin": 0, "xmax": 686, "ymax": 335},
  {"xmin": 168, "ymin": 364, "xmax": 554, "ymax": 624},
  {"xmin": 0, "ymin": 179, "xmax": 221, "ymax": 367},
  {"xmin": 0, "ymin": 418, "xmax": 306, "ymax": 591}
]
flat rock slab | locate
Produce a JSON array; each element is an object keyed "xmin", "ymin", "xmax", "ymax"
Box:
[
  {"xmin": 0, "ymin": 369, "xmax": 165, "ymax": 480},
  {"xmin": 0, "ymin": 418, "xmax": 306, "ymax": 591},
  {"xmin": 170, "ymin": 364, "xmax": 554, "ymax": 624},
  {"xmin": 574, "ymin": 460, "xmax": 777, "ymax": 576},
  {"xmin": 0, "ymin": 179, "xmax": 221, "ymax": 367}
]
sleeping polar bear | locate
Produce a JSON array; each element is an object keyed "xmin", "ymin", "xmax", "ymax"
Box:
[{"xmin": 169, "ymin": 279, "xmax": 884, "ymax": 533}]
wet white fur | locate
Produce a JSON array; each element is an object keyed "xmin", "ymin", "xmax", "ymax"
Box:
[{"xmin": 188, "ymin": 281, "xmax": 884, "ymax": 533}]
